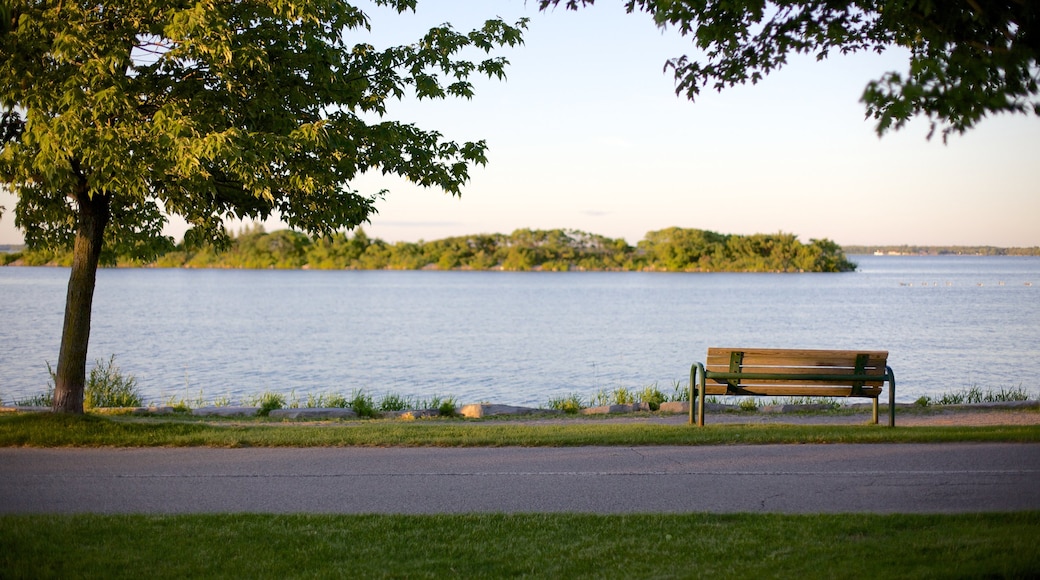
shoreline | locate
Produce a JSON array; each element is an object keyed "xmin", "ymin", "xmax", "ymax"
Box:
[{"xmin": 4, "ymin": 400, "xmax": 1038, "ymax": 427}]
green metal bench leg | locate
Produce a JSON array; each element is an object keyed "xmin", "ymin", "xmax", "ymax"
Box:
[
  {"xmin": 888, "ymin": 366, "xmax": 896, "ymax": 427},
  {"xmin": 689, "ymin": 364, "xmax": 696, "ymax": 425},
  {"xmin": 689, "ymin": 363, "xmax": 706, "ymax": 426}
]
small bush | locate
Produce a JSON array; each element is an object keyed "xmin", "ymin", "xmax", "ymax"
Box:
[
  {"xmin": 415, "ymin": 395, "xmax": 458, "ymax": 411},
  {"xmin": 14, "ymin": 389, "xmax": 53, "ymax": 407},
  {"xmin": 738, "ymin": 398, "xmax": 758, "ymax": 412},
  {"xmin": 935, "ymin": 385, "xmax": 1033, "ymax": 406},
  {"xmin": 84, "ymin": 355, "xmax": 142, "ymax": 409},
  {"xmin": 306, "ymin": 392, "xmax": 350, "ymax": 408},
  {"xmin": 379, "ymin": 392, "xmax": 411, "ymax": 412},
  {"xmin": 349, "ymin": 390, "xmax": 377, "ymax": 418},
  {"xmin": 0, "ymin": 251, "xmax": 23, "ymax": 266},
  {"xmin": 989, "ymin": 386, "xmax": 1031, "ymax": 402},
  {"xmin": 937, "ymin": 391, "xmax": 964, "ymax": 405},
  {"xmin": 211, "ymin": 394, "xmax": 233, "ymax": 407},
  {"xmin": 612, "ymin": 387, "xmax": 636, "ymax": 405},
  {"xmin": 915, "ymin": 396, "xmax": 931, "ymax": 407},
  {"xmin": 438, "ymin": 397, "xmax": 457, "ymax": 417},
  {"xmin": 547, "ymin": 394, "xmax": 585, "ymax": 414},
  {"xmin": 669, "ymin": 380, "xmax": 690, "ymax": 402},
  {"xmin": 250, "ymin": 392, "xmax": 285, "ymax": 416},
  {"xmin": 638, "ymin": 384, "xmax": 666, "ymax": 411},
  {"xmin": 167, "ymin": 399, "xmax": 192, "ymax": 413}
]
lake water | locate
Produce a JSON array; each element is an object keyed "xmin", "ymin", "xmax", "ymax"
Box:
[{"xmin": 1, "ymin": 255, "xmax": 1038, "ymax": 407}]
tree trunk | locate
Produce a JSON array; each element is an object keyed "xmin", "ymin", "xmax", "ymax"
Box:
[{"xmin": 52, "ymin": 177, "xmax": 110, "ymax": 414}]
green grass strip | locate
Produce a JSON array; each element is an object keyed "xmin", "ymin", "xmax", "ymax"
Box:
[
  {"xmin": 2, "ymin": 513, "xmax": 1038, "ymax": 578},
  {"xmin": 2, "ymin": 413, "xmax": 1039, "ymax": 447}
]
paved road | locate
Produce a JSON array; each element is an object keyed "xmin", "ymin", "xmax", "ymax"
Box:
[{"xmin": 3, "ymin": 444, "xmax": 1039, "ymax": 514}]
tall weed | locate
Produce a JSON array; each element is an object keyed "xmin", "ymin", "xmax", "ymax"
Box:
[
  {"xmin": 638, "ymin": 383, "xmax": 666, "ymax": 410},
  {"xmin": 249, "ymin": 392, "xmax": 285, "ymax": 416},
  {"xmin": 84, "ymin": 355, "xmax": 142, "ymax": 409},
  {"xmin": 349, "ymin": 390, "xmax": 377, "ymax": 418},
  {"xmin": 547, "ymin": 393, "xmax": 585, "ymax": 414},
  {"xmin": 306, "ymin": 392, "xmax": 350, "ymax": 408},
  {"xmin": 669, "ymin": 379, "xmax": 690, "ymax": 402},
  {"xmin": 937, "ymin": 385, "xmax": 1033, "ymax": 405},
  {"xmin": 379, "ymin": 392, "xmax": 411, "ymax": 412},
  {"xmin": 438, "ymin": 396, "xmax": 457, "ymax": 417}
]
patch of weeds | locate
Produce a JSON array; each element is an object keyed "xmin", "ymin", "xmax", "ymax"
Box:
[
  {"xmin": 915, "ymin": 396, "xmax": 932, "ymax": 407},
  {"xmin": 938, "ymin": 386, "xmax": 982, "ymax": 405},
  {"xmin": 250, "ymin": 392, "xmax": 285, "ymax": 417},
  {"xmin": 987, "ymin": 385, "xmax": 1031, "ymax": 402},
  {"xmin": 415, "ymin": 395, "xmax": 455, "ymax": 411},
  {"xmin": 935, "ymin": 384, "xmax": 1034, "ymax": 405},
  {"xmin": 84, "ymin": 355, "xmax": 142, "ymax": 409},
  {"xmin": 14, "ymin": 389, "xmax": 53, "ymax": 407},
  {"xmin": 165, "ymin": 388, "xmax": 206, "ymax": 412},
  {"xmin": 166, "ymin": 399, "xmax": 192, "ymax": 413},
  {"xmin": 438, "ymin": 396, "xmax": 457, "ymax": 417},
  {"xmin": 738, "ymin": 398, "xmax": 759, "ymax": 412},
  {"xmin": 769, "ymin": 396, "xmax": 841, "ymax": 410},
  {"xmin": 211, "ymin": 394, "xmax": 233, "ymax": 407},
  {"xmin": 379, "ymin": 392, "xmax": 411, "ymax": 412},
  {"xmin": 547, "ymin": 393, "xmax": 585, "ymax": 414},
  {"xmin": 669, "ymin": 379, "xmax": 690, "ymax": 402},
  {"xmin": 306, "ymin": 392, "xmax": 350, "ymax": 408},
  {"xmin": 937, "ymin": 391, "xmax": 964, "ymax": 405},
  {"xmin": 612, "ymin": 386, "xmax": 636, "ymax": 405},
  {"xmin": 349, "ymin": 390, "xmax": 377, "ymax": 418},
  {"xmin": 638, "ymin": 383, "xmax": 666, "ymax": 411},
  {"xmin": 416, "ymin": 396, "xmax": 434, "ymax": 410}
]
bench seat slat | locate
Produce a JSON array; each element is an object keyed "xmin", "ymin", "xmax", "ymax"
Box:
[
  {"xmin": 706, "ymin": 349, "xmax": 888, "ymax": 369},
  {"xmin": 705, "ymin": 365, "xmax": 888, "ymax": 376},
  {"xmin": 701, "ymin": 385, "xmax": 884, "ymax": 397},
  {"xmin": 706, "ymin": 378, "xmax": 886, "ymax": 388},
  {"xmin": 707, "ymin": 347, "xmax": 889, "ymax": 358}
]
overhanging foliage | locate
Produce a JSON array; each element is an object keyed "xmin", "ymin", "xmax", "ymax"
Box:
[{"xmin": 541, "ymin": 0, "xmax": 1040, "ymax": 141}]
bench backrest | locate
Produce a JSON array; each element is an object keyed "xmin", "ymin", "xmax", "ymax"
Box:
[{"xmin": 703, "ymin": 347, "xmax": 889, "ymax": 397}]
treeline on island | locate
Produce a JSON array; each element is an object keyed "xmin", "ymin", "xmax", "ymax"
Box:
[{"xmin": 6, "ymin": 226, "xmax": 856, "ymax": 272}]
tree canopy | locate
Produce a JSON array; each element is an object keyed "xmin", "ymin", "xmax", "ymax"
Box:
[
  {"xmin": 0, "ymin": 0, "xmax": 526, "ymax": 412},
  {"xmin": 540, "ymin": 0, "xmax": 1040, "ymax": 141}
]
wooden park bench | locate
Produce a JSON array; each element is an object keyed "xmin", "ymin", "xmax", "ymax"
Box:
[{"xmin": 689, "ymin": 348, "xmax": 895, "ymax": 427}]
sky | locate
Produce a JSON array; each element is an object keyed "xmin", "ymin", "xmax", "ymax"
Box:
[{"xmin": 2, "ymin": 0, "xmax": 1038, "ymax": 248}]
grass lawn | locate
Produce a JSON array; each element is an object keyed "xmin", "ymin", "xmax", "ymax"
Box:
[
  {"xmin": 4, "ymin": 412, "xmax": 1038, "ymax": 578},
  {"xmin": 3, "ymin": 512, "xmax": 1038, "ymax": 578},
  {"xmin": 2, "ymin": 412, "xmax": 1039, "ymax": 447}
]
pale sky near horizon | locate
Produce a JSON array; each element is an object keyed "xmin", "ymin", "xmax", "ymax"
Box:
[{"xmin": 1, "ymin": 0, "xmax": 1038, "ymax": 248}]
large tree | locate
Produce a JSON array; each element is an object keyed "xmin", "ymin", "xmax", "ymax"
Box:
[
  {"xmin": 0, "ymin": 0, "xmax": 526, "ymax": 413},
  {"xmin": 541, "ymin": 0, "xmax": 1039, "ymax": 141}
]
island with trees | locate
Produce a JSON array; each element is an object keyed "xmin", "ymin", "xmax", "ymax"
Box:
[{"xmin": 5, "ymin": 226, "xmax": 858, "ymax": 273}]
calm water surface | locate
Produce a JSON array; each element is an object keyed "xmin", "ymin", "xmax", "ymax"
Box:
[{"xmin": 1, "ymin": 256, "xmax": 1038, "ymax": 407}]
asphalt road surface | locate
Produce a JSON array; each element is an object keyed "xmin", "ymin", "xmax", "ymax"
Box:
[{"xmin": 3, "ymin": 444, "xmax": 1039, "ymax": 514}]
